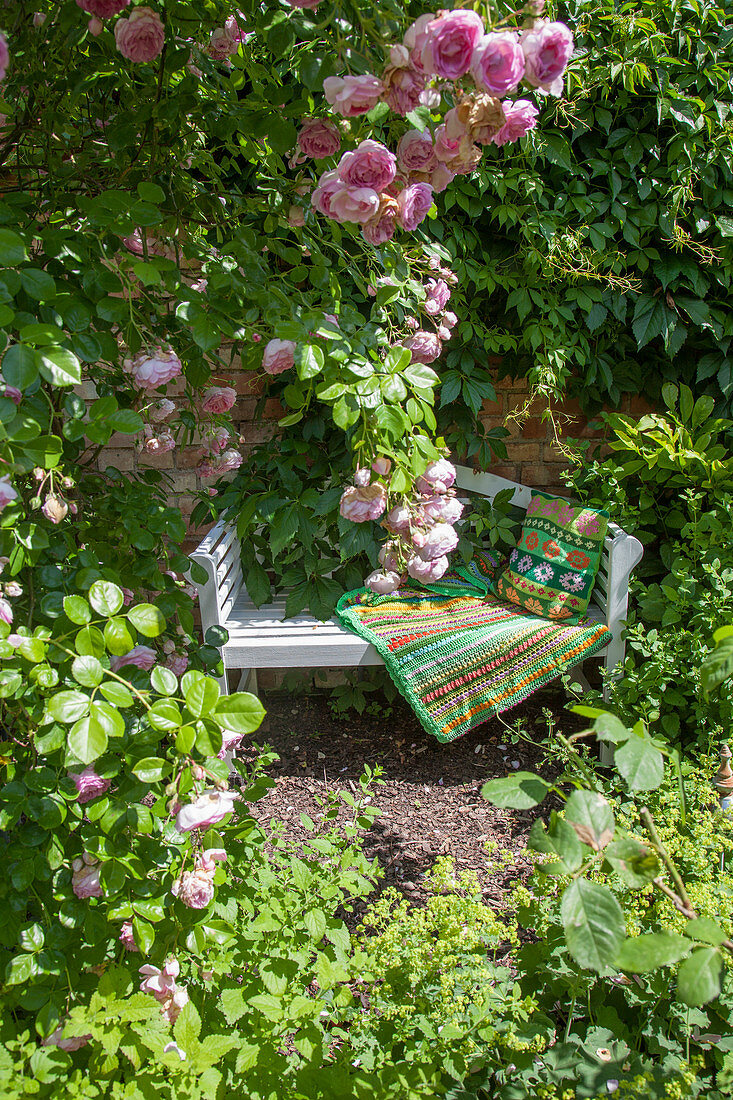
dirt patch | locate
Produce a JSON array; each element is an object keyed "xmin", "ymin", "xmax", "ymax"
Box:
[{"xmin": 239, "ymin": 685, "xmax": 587, "ymax": 910}]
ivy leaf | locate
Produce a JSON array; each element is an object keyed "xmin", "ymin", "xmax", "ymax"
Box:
[{"xmin": 560, "ymin": 878, "xmax": 625, "ymax": 974}]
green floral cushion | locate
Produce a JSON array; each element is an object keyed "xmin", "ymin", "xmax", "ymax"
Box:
[{"xmin": 490, "ymin": 491, "xmax": 609, "ymax": 622}]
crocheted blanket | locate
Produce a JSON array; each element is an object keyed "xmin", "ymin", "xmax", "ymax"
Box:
[{"xmin": 336, "ymin": 551, "xmax": 611, "ymax": 743}]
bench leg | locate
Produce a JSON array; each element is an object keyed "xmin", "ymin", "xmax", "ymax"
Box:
[{"xmin": 237, "ymin": 667, "xmax": 258, "ymax": 696}]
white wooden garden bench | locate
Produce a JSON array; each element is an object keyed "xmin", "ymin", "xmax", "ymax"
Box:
[{"xmin": 190, "ymin": 466, "xmax": 643, "ymax": 705}]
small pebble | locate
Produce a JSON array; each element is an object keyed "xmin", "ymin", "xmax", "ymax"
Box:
[{"xmin": 511, "ymin": 760, "xmax": 520, "ymax": 769}]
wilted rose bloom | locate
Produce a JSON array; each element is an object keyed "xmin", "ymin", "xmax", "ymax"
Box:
[
  {"xmin": 4, "ymin": 581, "xmax": 21, "ymax": 597},
  {"xmin": 416, "ymin": 458, "xmax": 457, "ymax": 494},
  {"xmin": 110, "ymin": 645, "xmax": 157, "ymax": 672},
  {"xmin": 330, "ymin": 186, "xmax": 381, "ymax": 225},
  {"xmin": 297, "ymin": 118, "xmax": 341, "ymax": 159},
  {"xmin": 422, "ymin": 9, "xmax": 484, "ymax": 79},
  {"xmin": 417, "ymin": 522, "xmax": 459, "ymax": 561},
  {"xmin": 403, "ymin": 13, "xmax": 435, "ymax": 71},
  {"xmin": 143, "ymin": 427, "xmax": 175, "ymax": 455},
  {"xmin": 201, "ymin": 385, "xmax": 236, "ymax": 414},
  {"xmin": 69, "ymin": 765, "xmax": 110, "ymax": 805},
  {"xmin": 218, "ymin": 729, "xmax": 245, "ymax": 760},
  {"xmin": 448, "ymin": 140, "xmax": 482, "ymax": 176},
  {"xmin": 202, "ymin": 426, "xmax": 231, "ymax": 455},
  {"xmin": 119, "ymin": 921, "xmax": 138, "ymax": 952},
  {"xmin": 382, "ymin": 62, "xmax": 424, "ymax": 116},
  {"xmin": 521, "ymin": 20, "xmax": 573, "ymax": 95},
  {"xmin": 72, "ymin": 855, "xmax": 103, "ymax": 899},
  {"xmin": 124, "ymin": 348, "xmax": 182, "ymax": 390},
  {"xmin": 171, "ymin": 849, "xmax": 226, "ymax": 909},
  {"xmin": 339, "ymin": 139, "xmax": 396, "ymax": 192},
  {"xmin": 165, "ymin": 653, "xmax": 189, "ymax": 676},
  {"xmin": 76, "ymin": 0, "xmax": 129, "ymax": 15},
  {"xmin": 0, "ymin": 378, "xmax": 21, "ymax": 404},
  {"xmin": 323, "ymin": 74, "xmax": 384, "ymax": 117},
  {"xmin": 311, "ymin": 168, "xmax": 344, "ymax": 217},
  {"xmin": 366, "ymin": 570, "xmax": 402, "ymax": 595},
  {"xmin": 339, "ymin": 484, "xmax": 388, "ymax": 523},
  {"xmin": 492, "ymin": 98, "xmax": 539, "ymax": 146},
  {"xmin": 114, "ymin": 6, "xmax": 165, "ymax": 63},
  {"xmin": 397, "ymin": 130, "xmax": 437, "ymax": 174},
  {"xmin": 262, "ymin": 338, "xmax": 296, "ymax": 375},
  {"xmin": 0, "ymin": 598, "xmax": 13, "ymax": 625},
  {"xmin": 287, "ymin": 205, "xmax": 305, "ymax": 227},
  {"xmin": 443, "ymin": 311, "xmax": 458, "ymax": 329},
  {"xmin": 407, "ymin": 553, "xmax": 449, "ymax": 582},
  {"xmin": 396, "ymin": 183, "xmax": 433, "ymax": 232},
  {"xmin": 361, "ymin": 195, "xmax": 399, "ymax": 245},
  {"xmin": 378, "ymin": 542, "xmax": 401, "ymax": 571},
  {"xmin": 353, "ymin": 468, "xmax": 371, "ymax": 488},
  {"xmin": 425, "ymin": 278, "xmax": 451, "ymax": 315},
  {"xmin": 433, "ymin": 123, "xmax": 461, "ymax": 164},
  {"xmin": 122, "ymin": 587, "xmax": 135, "ymax": 605},
  {"xmin": 430, "ymin": 163, "xmax": 455, "ymax": 193},
  {"xmin": 148, "ymin": 398, "xmax": 176, "ymax": 422},
  {"xmin": 42, "ymin": 1024, "xmax": 91, "ymax": 1052},
  {"xmin": 422, "ymin": 494, "xmax": 464, "ymax": 525},
  {"xmin": 286, "ymin": 0, "xmax": 320, "ymax": 7},
  {"xmin": 225, "ymin": 12, "xmax": 250, "ymax": 44},
  {"xmin": 446, "ymin": 95, "xmax": 505, "ymax": 146},
  {"xmin": 470, "ymin": 32, "xmax": 524, "ymax": 96},
  {"xmin": 207, "ymin": 26, "xmax": 237, "ymax": 60},
  {"xmin": 372, "ymin": 456, "xmax": 391, "ymax": 477},
  {"xmin": 405, "ymin": 330, "xmax": 442, "ymax": 364},
  {"xmin": 175, "ymin": 790, "xmax": 239, "ymax": 832},
  {"xmin": 0, "ymin": 476, "xmax": 17, "ymax": 512},
  {"xmin": 42, "ymin": 495, "xmax": 68, "ymax": 524},
  {"xmin": 140, "ymin": 957, "xmax": 180, "ymax": 997}
]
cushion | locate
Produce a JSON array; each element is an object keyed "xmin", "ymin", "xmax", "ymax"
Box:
[{"xmin": 490, "ymin": 491, "xmax": 609, "ymax": 622}]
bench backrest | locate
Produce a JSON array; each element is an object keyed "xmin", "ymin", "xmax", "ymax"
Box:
[{"xmin": 191, "ymin": 464, "xmax": 643, "ymax": 639}]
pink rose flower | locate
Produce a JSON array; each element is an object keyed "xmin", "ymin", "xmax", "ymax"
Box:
[
  {"xmin": 218, "ymin": 729, "xmax": 245, "ymax": 760},
  {"xmin": 42, "ymin": 495, "xmax": 68, "ymax": 524},
  {"xmin": 407, "ymin": 553, "xmax": 449, "ymax": 583},
  {"xmin": 225, "ymin": 12, "xmax": 250, "ymax": 44},
  {"xmin": 372, "ymin": 457, "xmax": 391, "ymax": 477},
  {"xmin": 433, "ymin": 123, "xmax": 461, "ymax": 164},
  {"xmin": 114, "ymin": 6, "xmax": 165, "ymax": 63},
  {"xmin": 425, "ymin": 278, "xmax": 451, "ymax": 315},
  {"xmin": 339, "ymin": 484, "xmax": 388, "ymax": 523},
  {"xmin": 210, "ymin": 449, "xmax": 243, "ymax": 475},
  {"xmin": 378, "ymin": 542, "xmax": 401, "ymax": 571},
  {"xmin": 521, "ymin": 20, "xmax": 574, "ymax": 95},
  {"xmin": 175, "ymin": 790, "xmax": 239, "ymax": 832},
  {"xmin": 143, "ymin": 427, "xmax": 175, "ymax": 455},
  {"xmin": 110, "ymin": 645, "xmax": 157, "ymax": 672},
  {"xmin": 396, "ymin": 183, "xmax": 433, "ymax": 231},
  {"xmin": 492, "ymin": 98, "xmax": 539, "ymax": 146},
  {"xmin": 383, "ymin": 63, "xmax": 424, "ymax": 116},
  {"xmin": 339, "ymin": 139, "xmax": 396, "ymax": 192},
  {"xmin": 416, "ymin": 458, "xmax": 457, "ymax": 494},
  {"xmin": 405, "ymin": 316, "xmax": 419, "ymax": 332},
  {"xmin": 68, "ymin": 766, "xmax": 110, "ymax": 805},
  {"xmin": 120, "ymin": 921, "xmax": 138, "ymax": 952},
  {"xmin": 140, "ymin": 957, "xmax": 180, "ymax": 998},
  {"xmin": 362, "ymin": 198, "xmax": 399, "ymax": 245},
  {"xmin": 201, "ymin": 386, "xmax": 236, "ymax": 414},
  {"xmin": 72, "ymin": 855, "xmax": 103, "ymax": 899},
  {"xmin": 263, "ymin": 338, "xmax": 296, "ymax": 375},
  {"xmin": 297, "ymin": 118, "xmax": 341, "ymax": 159},
  {"xmin": 323, "ymin": 75, "xmax": 384, "ymax": 117},
  {"xmin": 330, "ymin": 186, "xmax": 380, "ymax": 225},
  {"xmin": 165, "ymin": 653, "xmax": 189, "ymax": 676},
  {"xmin": 202, "ymin": 425, "xmax": 230, "ymax": 455},
  {"xmin": 353, "ymin": 468, "xmax": 371, "ymax": 488},
  {"xmin": 365, "ymin": 570, "xmax": 402, "ymax": 595},
  {"xmin": 397, "ymin": 130, "xmax": 437, "ymax": 174},
  {"xmin": 384, "ymin": 504, "xmax": 412, "ymax": 534},
  {"xmin": 287, "ymin": 0, "xmax": 320, "ymax": 8},
  {"xmin": 148, "ymin": 398, "xmax": 176, "ymax": 422},
  {"xmin": 443, "ymin": 311, "xmax": 458, "ymax": 328},
  {"xmin": 0, "ymin": 476, "xmax": 17, "ymax": 511},
  {"xmin": 417, "ymin": 522, "xmax": 459, "ymax": 561},
  {"xmin": 76, "ymin": 0, "xmax": 129, "ymax": 16},
  {"xmin": 0, "ymin": 598, "xmax": 13, "ymax": 625},
  {"xmin": 403, "ymin": 13, "xmax": 436, "ymax": 72},
  {"xmin": 470, "ymin": 32, "xmax": 524, "ymax": 96},
  {"xmin": 0, "ymin": 381, "xmax": 22, "ymax": 405},
  {"xmin": 171, "ymin": 849, "xmax": 226, "ymax": 909},
  {"xmin": 88, "ymin": 17, "xmax": 104, "ymax": 36},
  {"xmin": 42, "ymin": 1024, "xmax": 90, "ymax": 1052},
  {"xmin": 430, "ymin": 164, "xmax": 455, "ymax": 193},
  {"xmin": 404, "ymin": 330, "xmax": 442, "ymax": 364},
  {"xmin": 422, "ymin": 494, "xmax": 464, "ymax": 525},
  {"xmin": 124, "ymin": 348, "xmax": 182, "ymax": 390},
  {"xmin": 287, "ymin": 204, "xmax": 305, "ymax": 227},
  {"xmin": 311, "ymin": 168, "xmax": 344, "ymax": 217},
  {"xmin": 423, "ymin": 10, "xmax": 484, "ymax": 79}
]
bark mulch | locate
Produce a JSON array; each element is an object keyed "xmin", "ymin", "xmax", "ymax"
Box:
[{"xmin": 239, "ymin": 685, "xmax": 586, "ymax": 911}]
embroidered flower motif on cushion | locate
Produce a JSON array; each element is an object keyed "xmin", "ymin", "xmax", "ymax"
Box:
[
  {"xmin": 557, "ymin": 505, "xmax": 576, "ymax": 525},
  {"xmin": 526, "ymin": 497, "xmax": 543, "ymax": 516},
  {"xmin": 525, "ymin": 533, "xmax": 539, "ymax": 550},
  {"xmin": 524, "ymin": 598, "xmax": 544, "ymax": 614},
  {"xmin": 510, "ymin": 547, "xmax": 518, "ymax": 563},
  {"xmin": 566, "ymin": 549, "xmax": 590, "ymax": 569},
  {"xmin": 541, "ymin": 499, "xmax": 563, "ymax": 517},
  {"xmin": 575, "ymin": 511, "xmax": 601, "ymax": 535},
  {"xmin": 532, "ymin": 563, "xmax": 554, "ymax": 583},
  {"xmin": 560, "ymin": 572, "xmax": 584, "ymax": 592},
  {"xmin": 542, "ymin": 540, "xmax": 561, "ymax": 558},
  {"xmin": 515, "ymin": 554, "xmax": 532, "ymax": 573}
]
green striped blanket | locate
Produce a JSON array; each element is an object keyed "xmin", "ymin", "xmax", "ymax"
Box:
[{"xmin": 336, "ymin": 551, "xmax": 610, "ymax": 743}]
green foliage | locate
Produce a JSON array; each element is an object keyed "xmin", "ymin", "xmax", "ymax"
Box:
[
  {"xmin": 446, "ymin": 0, "xmax": 733, "ymax": 414},
  {"xmin": 567, "ymin": 384, "xmax": 733, "ymax": 744}
]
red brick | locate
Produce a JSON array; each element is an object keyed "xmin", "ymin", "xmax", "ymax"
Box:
[
  {"xmin": 137, "ymin": 451, "xmax": 174, "ymax": 469},
  {"xmin": 480, "ymin": 395, "xmax": 503, "ymax": 416},
  {"xmin": 629, "ymin": 394, "xmax": 654, "ymax": 415},
  {"xmin": 106, "ymin": 431, "xmax": 137, "ymax": 449},
  {"xmin": 99, "ymin": 449, "xmax": 135, "ymax": 471},
  {"xmin": 485, "ymin": 464, "xmax": 519, "ymax": 481},
  {"xmin": 175, "ymin": 446, "xmax": 205, "ymax": 469}
]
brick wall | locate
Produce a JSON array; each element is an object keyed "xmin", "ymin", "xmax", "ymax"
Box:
[{"xmin": 96, "ymin": 362, "xmax": 650, "ymax": 550}]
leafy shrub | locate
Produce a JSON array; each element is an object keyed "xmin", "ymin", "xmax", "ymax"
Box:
[{"xmin": 567, "ymin": 384, "xmax": 733, "ymax": 745}]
